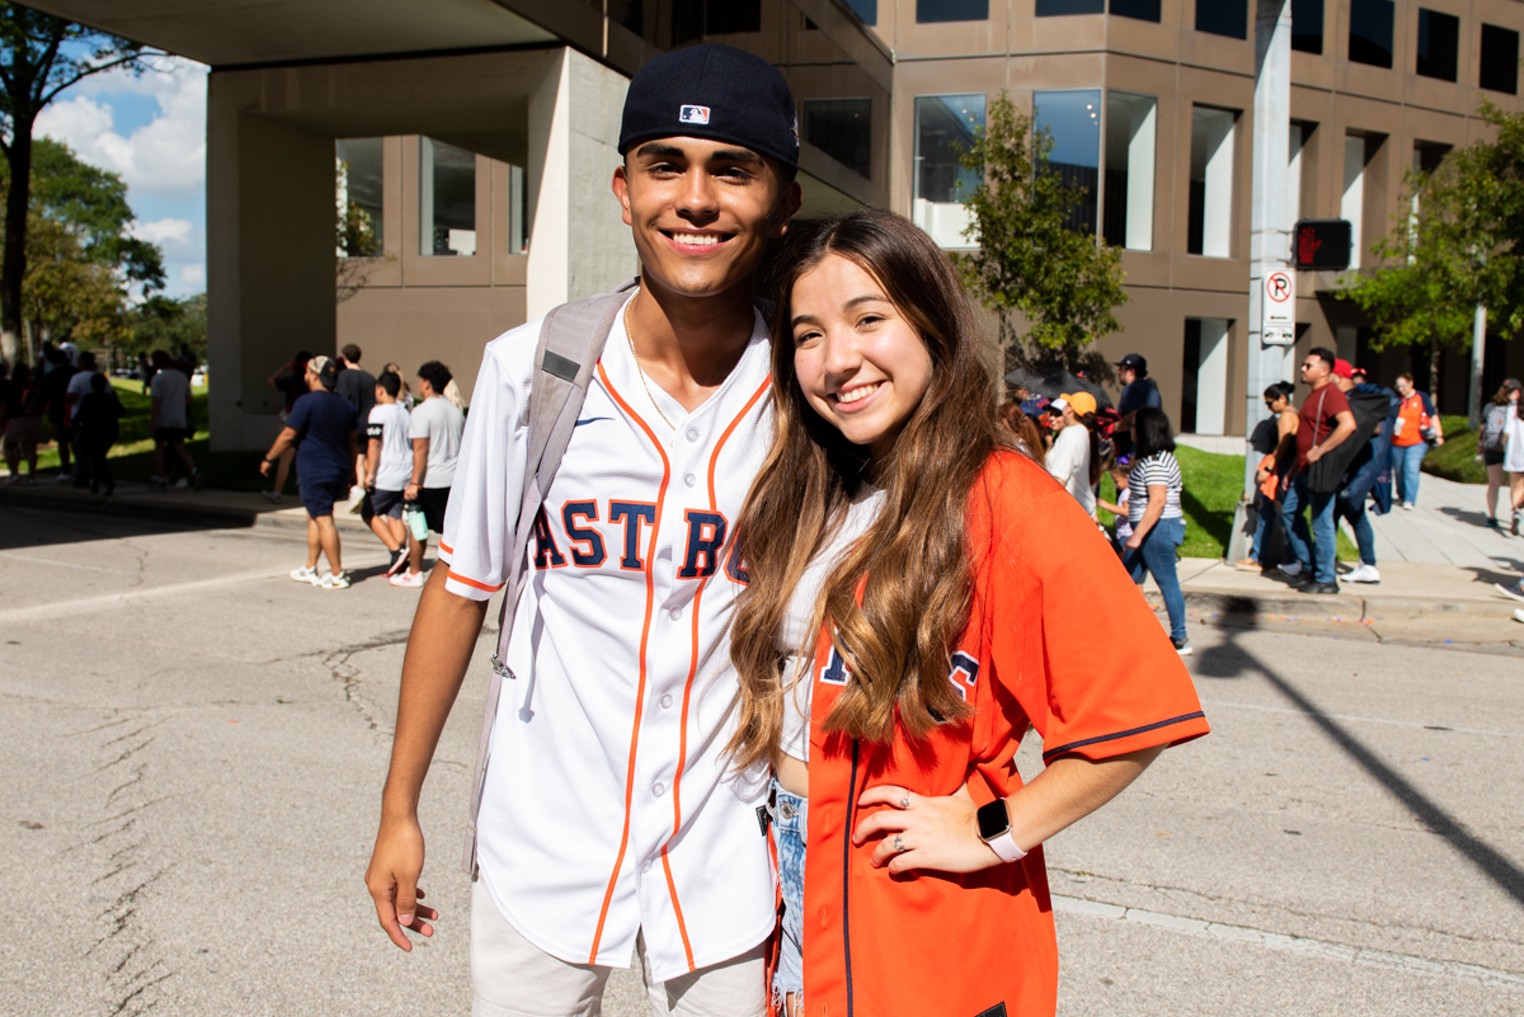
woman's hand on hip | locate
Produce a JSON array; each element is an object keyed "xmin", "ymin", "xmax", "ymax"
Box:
[{"xmin": 852, "ymin": 783, "xmax": 1000, "ymax": 875}]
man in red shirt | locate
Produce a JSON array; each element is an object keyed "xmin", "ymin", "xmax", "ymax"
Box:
[{"xmin": 1278, "ymin": 346, "xmax": 1357, "ymax": 593}]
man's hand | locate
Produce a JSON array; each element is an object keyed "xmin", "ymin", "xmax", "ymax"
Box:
[
  {"xmin": 851, "ymin": 784, "xmax": 1001, "ymax": 876},
  {"xmin": 365, "ymin": 815, "xmax": 438, "ymax": 951},
  {"xmin": 1306, "ymin": 444, "xmax": 1323, "ymax": 463},
  {"xmin": 259, "ymin": 459, "xmax": 272, "ymax": 478},
  {"xmin": 404, "ymin": 482, "xmax": 420, "ymax": 501}
]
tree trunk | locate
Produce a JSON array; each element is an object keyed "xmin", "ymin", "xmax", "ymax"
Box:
[
  {"xmin": 1429, "ymin": 337, "xmax": 1442, "ymax": 411},
  {"xmin": 1, "ymin": 121, "xmax": 34, "ymax": 367}
]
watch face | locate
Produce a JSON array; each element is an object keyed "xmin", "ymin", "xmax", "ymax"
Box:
[{"xmin": 977, "ymin": 800, "xmax": 1009, "ymax": 841}]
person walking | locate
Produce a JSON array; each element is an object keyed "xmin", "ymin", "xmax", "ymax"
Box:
[
  {"xmin": 1503, "ymin": 392, "xmax": 1524, "ymax": 540},
  {"xmin": 259, "ymin": 355, "xmax": 358, "ymax": 588},
  {"xmin": 1479, "ymin": 379, "xmax": 1520, "ymax": 529},
  {"xmin": 1044, "ymin": 391, "xmax": 1100, "ymax": 516},
  {"xmin": 64, "ymin": 351, "xmax": 101, "ymax": 488},
  {"xmin": 1331, "ymin": 360, "xmax": 1399, "ymax": 585},
  {"xmin": 1, "ymin": 362, "xmax": 43, "ymax": 484},
  {"xmin": 389, "ymin": 360, "xmax": 463, "ymax": 590},
  {"xmin": 149, "ymin": 349, "xmax": 201, "ymax": 489},
  {"xmin": 261, "ymin": 351, "xmax": 312, "ymax": 503},
  {"xmin": 727, "ymin": 208, "xmax": 1207, "ymax": 1017},
  {"xmin": 72, "ymin": 372, "xmax": 124, "ymax": 499},
  {"xmin": 1280, "ymin": 347, "xmax": 1357, "ymax": 594},
  {"xmin": 1238, "ymin": 381, "xmax": 1301, "ymax": 572},
  {"xmin": 363, "ymin": 44, "xmax": 804, "ymax": 1017},
  {"xmin": 1389, "ymin": 371, "xmax": 1444, "ymax": 510},
  {"xmin": 363, "ymin": 370, "xmax": 415, "ymax": 579},
  {"xmin": 1111, "ymin": 352, "xmax": 1160, "ymax": 458},
  {"xmin": 1123, "ymin": 407, "xmax": 1192, "ymax": 654},
  {"xmin": 336, "ymin": 343, "xmax": 377, "ymax": 512}
]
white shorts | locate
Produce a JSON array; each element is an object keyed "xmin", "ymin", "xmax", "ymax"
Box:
[{"xmin": 470, "ymin": 880, "xmax": 767, "ymax": 1017}]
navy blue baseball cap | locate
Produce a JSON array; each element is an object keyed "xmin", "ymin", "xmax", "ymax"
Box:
[{"xmin": 619, "ymin": 44, "xmax": 800, "ymax": 171}]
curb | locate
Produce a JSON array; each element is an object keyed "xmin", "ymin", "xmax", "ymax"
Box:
[
  {"xmin": 1147, "ymin": 585, "xmax": 1516, "ymax": 627},
  {"xmin": 0, "ymin": 485, "xmax": 376, "ymax": 534}
]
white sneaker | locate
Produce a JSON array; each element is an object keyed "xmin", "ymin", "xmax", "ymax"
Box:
[
  {"xmin": 388, "ymin": 570, "xmax": 425, "ymax": 589},
  {"xmin": 1513, "ymin": 608, "xmax": 1524, "ymax": 624},
  {"xmin": 1495, "ymin": 581, "xmax": 1524, "ymax": 603},
  {"xmin": 1340, "ymin": 563, "xmax": 1381, "ymax": 584},
  {"xmin": 1401, "ymin": 502, "xmax": 1415, "ymax": 511},
  {"xmin": 347, "ymin": 485, "xmax": 366, "ymax": 513},
  {"xmin": 173, "ymin": 477, "xmax": 190, "ymax": 489},
  {"xmin": 1275, "ymin": 561, "xmax": 1303, "ymax": 578},
  {"xmin": 289, "ymin": 565, "xmax": 320, "ymax": 585},
  {"xmin": 319, "ymin": 571, "xmax": 351, "ymax": 590}
]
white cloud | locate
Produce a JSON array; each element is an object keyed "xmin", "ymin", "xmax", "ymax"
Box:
[
  {"xmin": 35, "ymin": 57, "xmax": 207, "ymax": 198},
  {"xmin": 180, "ymin": 264, "xmax": 206, "ymax": 289},
  {"xmin": 131, "ymin": 217, "xmax": 193, "ymax": 247}
]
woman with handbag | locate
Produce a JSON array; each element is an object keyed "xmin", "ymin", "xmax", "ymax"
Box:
[
  {"xmin": 730, "ymin": 208, "xmax": 1209, "ymax": 1017},
  {"xmin": 1479, "ymin": 379, "xmax": 1520, "ymax": 529},
  {"xmin": 1237, "ymin": 382, "xmax": 1301, "ymax": 572}
]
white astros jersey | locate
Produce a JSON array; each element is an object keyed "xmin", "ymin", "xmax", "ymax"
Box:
[{"xmin": 438, "ymin": 293, "xmax": 776, "ymax": 981}]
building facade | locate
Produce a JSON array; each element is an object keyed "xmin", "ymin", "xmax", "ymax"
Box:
[{"xmin": 23, "ymin": 0, "xmax": 1524, "ymax": 444}]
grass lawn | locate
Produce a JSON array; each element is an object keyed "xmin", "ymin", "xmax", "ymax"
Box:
[
  {"xmin": 1421, "ymin": 415, "xmax": 1488, "ymax": 485},
  {"xmin": 1098, "ymin": 442, "xmax": 1358, "ymax": 561}
]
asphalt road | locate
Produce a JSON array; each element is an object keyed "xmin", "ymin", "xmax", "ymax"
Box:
[{"xmin": 2, "ymin": 503, "xmax": 1521, "ymax": 1016}]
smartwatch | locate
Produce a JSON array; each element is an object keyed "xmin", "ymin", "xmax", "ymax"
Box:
[{"xmin": 976, "ymin": 799, "xmax": 1027, "ymax": 864}]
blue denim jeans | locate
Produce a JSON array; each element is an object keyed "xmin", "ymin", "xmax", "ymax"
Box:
[
  {"xmin": 1336, "ymin": 489, "xmax": 1376, "ymax": 566},
  {"xmin": 769, "ymin": 780, "xmax": 807, "ymax": 1007},
  {"xmin": 1390, "ymin": 442, "xmax": 1428, "ymax": 506},
  {"xmin": 1307, "ymin": 484, "xmax": 1339, "ymax": 583},
  {"xmin": 1125, "ymin": 515, "xmax": 1187, "ymax": 642},
  {"xmin": 1278, "ymin": 477, "xmax": 1314, "ymax": 571},
  {"xmin": 1249, "ymin": 490, "xmax": 1278, "ymax": 563}
]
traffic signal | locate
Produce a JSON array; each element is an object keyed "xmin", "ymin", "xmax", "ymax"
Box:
[{"xmin": 1294, "ymin": 219, "xmax": 1352, "ymax": 271}]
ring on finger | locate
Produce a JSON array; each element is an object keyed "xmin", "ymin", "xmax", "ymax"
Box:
[
  {"xmin": 898, "ymin": 793, "xmax": 910, "ymax": 810},
  {"xmin": 892, "ymin": 833, "xmax": 905, "ymax": 853}
]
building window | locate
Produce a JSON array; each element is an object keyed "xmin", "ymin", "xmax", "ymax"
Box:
[
  {"xmin": 507, "ymin": 164, "xmax": 528, "ymax": 255},
  {"xmin": 1110, "ymin": 0, "xmax": 1160, "ymax": 20},
  {"xmin": 1342, "ymin": 133, "xmax": 1384, "ymax": 270},
  {"xmin": 1349, "ymin": 0, "xmax": 1394, "ymax": 68},
  {"xmin": 1103, "ymin": 91, "xmax": 1156, "ymax": 250},
  {"xmin": 1480, "ymin": 24, "xmax": 1520, "ymax": 95},
  {"xmin": 912, "ymin": 94, "xmax": 984, "ymax": 248},
  {"xmin": 1188, "ymin": 106, "xmax": 1236, "ymax": 258},
  {"xmin": 1035, "ymin": 90, "xmax": 1101, "ymax": 236},
  {"xmin": 671, "ymin": 0, "xmax": 760, "ymax": 43},
  {"xmin": 843, "ymin": 0, "xmax": 876, "ymax": 24},
  {"xmin": 1291, "ymin": 0, "xmax": 1323, "ymax": 54},
  {"xmin": 916, "ymin": 0, "xmax": 988, "ymax": 23},
  {"xmin": 803, "ymin": 98, "xmax": 872, "ymax": 179},
  {"xmin": 336, "ymin": 138, "xmax": 383, "ymax": 258},
  {"xmin": 419, "ymin": 137, "xmax": 476, "ymax": 257},
  {"xmin": 1289, "ymin": 121, "xmax": 1315, "ymax": 221},
  {"xmin": 1036, "ymin": 0, "xmax": 1103, "ymax": 14},
  {"xmin": 1196, "ymin": 0, "xmax": 1247, "ymax": 39},
  {"xmin": 1182, "ymin": 318, "xmax": 1230, "ymax": 435},
  {"xmin": 1415, "ymin": 8, "xmax": 1458, "ymax": 81}
]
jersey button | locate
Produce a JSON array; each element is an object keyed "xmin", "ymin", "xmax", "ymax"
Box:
[
  {"xmin": 685, "ymin": 427, "xmax": 701, "ymax": 443},
  {"xmin": 653, "ymin": 782, "xmax": 667, "ymax": 797},
  {"xmin": 684, "ymin": 472, "xmax": 697, "ymax": 487},
  {"xmin": 660, "ymin": 693, "xmax": 674, "ymax": 709},
  {"xmin": 668, "ymin": 607, "xmax": 682, "ymax": 621}
]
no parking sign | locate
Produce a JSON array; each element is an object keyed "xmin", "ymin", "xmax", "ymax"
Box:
[{"xmin": 1261, "ymin": 267, "xmax": 1295, "ymax": 346}]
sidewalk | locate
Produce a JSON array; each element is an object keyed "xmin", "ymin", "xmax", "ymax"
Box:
[{"xmin": 5, "ymin": 471, "xmax": 1523, "ymax": 647}]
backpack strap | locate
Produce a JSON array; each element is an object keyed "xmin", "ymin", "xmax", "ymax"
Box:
[{"xmin": 462, "ymin": 276, "xmax": 637, "ymax": 877}]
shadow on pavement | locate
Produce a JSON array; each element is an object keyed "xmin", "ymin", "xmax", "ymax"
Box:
[
  {"xmin": 0, "ymin": 499, "xmax": 257, "ymax": 551},
  {"xmin": 1192, "ymin": 620, "xmax": 1524, "ymax": 907}
]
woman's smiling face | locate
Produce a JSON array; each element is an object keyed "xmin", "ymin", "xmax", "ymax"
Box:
[{"xmin": 788, "ymin": 253, "xmax": 933, "ymax": 461}]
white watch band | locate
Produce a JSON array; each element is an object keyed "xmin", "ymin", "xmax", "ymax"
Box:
[{"xmin": 986, "ymin": 830, "xmax": 1027, "ymax": 864}]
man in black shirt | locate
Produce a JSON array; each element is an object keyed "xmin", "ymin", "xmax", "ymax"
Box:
[
  {"xmin": 1112, "ymin": 353, "xmax": 1161, "ymax": 456},
  {"xmin": 335, "ymin": 343, "xmax": 376, "ymax": 511}
]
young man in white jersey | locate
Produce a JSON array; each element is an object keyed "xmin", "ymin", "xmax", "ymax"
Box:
[
  {"xmin": 363, "ymin": 371, "xmax": 414, "ymax": 579},
  {"xmin": 364, "ymin": 44, "xmax": 802, "ymax": 1016}
]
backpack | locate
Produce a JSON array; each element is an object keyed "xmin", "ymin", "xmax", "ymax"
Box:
[{"xmin": 461, "ymin": 278, "xmax": 772, "ymax": 876}]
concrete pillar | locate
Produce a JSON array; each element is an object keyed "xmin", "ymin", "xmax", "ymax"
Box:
[
  {"xmin": 525, "ymin": 48, "xmax": 635, "ymax": 319},
  {"xmin": 208, "ymin": 76, "xmax": 337, "ymax": 450}
]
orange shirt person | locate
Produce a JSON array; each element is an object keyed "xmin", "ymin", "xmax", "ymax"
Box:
[{"xmin": 729, "ymin": 208, "xmax": 1208, "ymax": 1017}]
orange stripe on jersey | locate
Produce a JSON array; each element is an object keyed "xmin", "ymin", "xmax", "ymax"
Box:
[
  {"xmin": 447, "ymin": 570, "xmax": 503, "ymax": 593},
  {"xmin": 439, "ymin": 539, "xmax": 454, "ymax": 555},
  {"xmin": 657, "ymin": 373, "xmax": 769, "ymax": 971},
  {"xmin": 587, "ymin": 361, "xmax": 671, "ymax": 964}
]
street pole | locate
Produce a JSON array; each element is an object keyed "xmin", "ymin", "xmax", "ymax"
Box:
[
  {"xmin": 1470, "ymin": 303, "xmax": 1486, "ymax": 429},
  {"xmin": 1233, "ymin": 0, "xmax": 1293, "ymax": 561}
]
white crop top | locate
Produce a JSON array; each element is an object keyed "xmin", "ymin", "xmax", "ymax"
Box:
[{"xmin": 777, "ymin": 486, "xmax": 886, "ymax": 763}]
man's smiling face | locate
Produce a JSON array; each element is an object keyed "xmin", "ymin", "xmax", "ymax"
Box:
[{"xmin": 613, "ymin": 136, "xmax": 799, "ymax": 302}]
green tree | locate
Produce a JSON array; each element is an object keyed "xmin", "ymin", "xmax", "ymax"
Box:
[
  {"xmin": 1340, "ymin": 102, "xmax": 1524, "ymax": 396},
  {"xmin": 0, "ymin": 3, "xmax": 161, "ymax": 365},
  {"xmin": 124, "ymin": 292, "xmax": 205, "ymax": 364},
  {"xmin": 957, "ymin": 93, "xmax": 1128, "ymax": 374},
  {"xmin": 0, "ymin": 137, "xmax": 165, "ymax": 352}
]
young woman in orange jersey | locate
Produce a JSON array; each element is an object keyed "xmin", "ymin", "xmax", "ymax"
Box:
[{"xmin": 728, "ymin": 208, "xmax": 1209, "ymax": 1017}]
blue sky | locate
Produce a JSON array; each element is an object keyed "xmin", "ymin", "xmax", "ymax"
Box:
[{"xmin": 35, "ymin": 56, "xmax": 208, "ymax": 299}]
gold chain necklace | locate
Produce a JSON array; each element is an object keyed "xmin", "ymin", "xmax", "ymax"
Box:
[{"xmin": 623, "ymin": 298, "xmax": 677, "ymax": 431}]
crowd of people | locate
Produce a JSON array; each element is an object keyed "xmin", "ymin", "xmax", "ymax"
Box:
[{"xmin": 258, "ymin": 344, "xmax": 464, "ymax": 593}]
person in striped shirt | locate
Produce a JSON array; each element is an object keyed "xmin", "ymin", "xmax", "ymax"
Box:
[{"xmin": 1122, "ymin": 407, "xmax": 1190, "ymax": 655}]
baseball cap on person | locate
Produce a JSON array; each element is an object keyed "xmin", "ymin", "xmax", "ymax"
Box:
[
  {"xmin": 1115, "ymin": 353, "xmax": 1147, "ymax": 373},
  {"xmin": 1332, "ymin": 359, "xmax": 1355, "ymax": 379},
  {"xmin": 1061, "ymin": 391, "xmax": 1098, "ymax": 417},
  {"xmin": 618, "ymin": 44, "xmax": 800, "ymax": 171},
  {"xmin": 1047, "ymin": 397, "xmax": 1068, "ymax": 414},
  {"xmin": 1505, "ymin": 378, "xmax": 1522, "ymax": 392},
  {"xmin": 308, "ymin": 354, "xmax": 339, "ymax": 390}
]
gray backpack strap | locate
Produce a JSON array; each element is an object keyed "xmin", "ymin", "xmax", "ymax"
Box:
[{"xmin": 462, "ymin": 277, "xmax": 638, "ymax": 877}]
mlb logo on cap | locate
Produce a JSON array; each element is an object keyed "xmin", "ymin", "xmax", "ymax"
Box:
[{"xmin": 679, "ymin": 104, "xmax": 712, "ymax": 125}]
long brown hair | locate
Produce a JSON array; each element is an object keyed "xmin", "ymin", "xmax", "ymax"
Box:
[{"xmin": 727, "ymin": 209, "xmax": 1008, "ymax": 767}]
